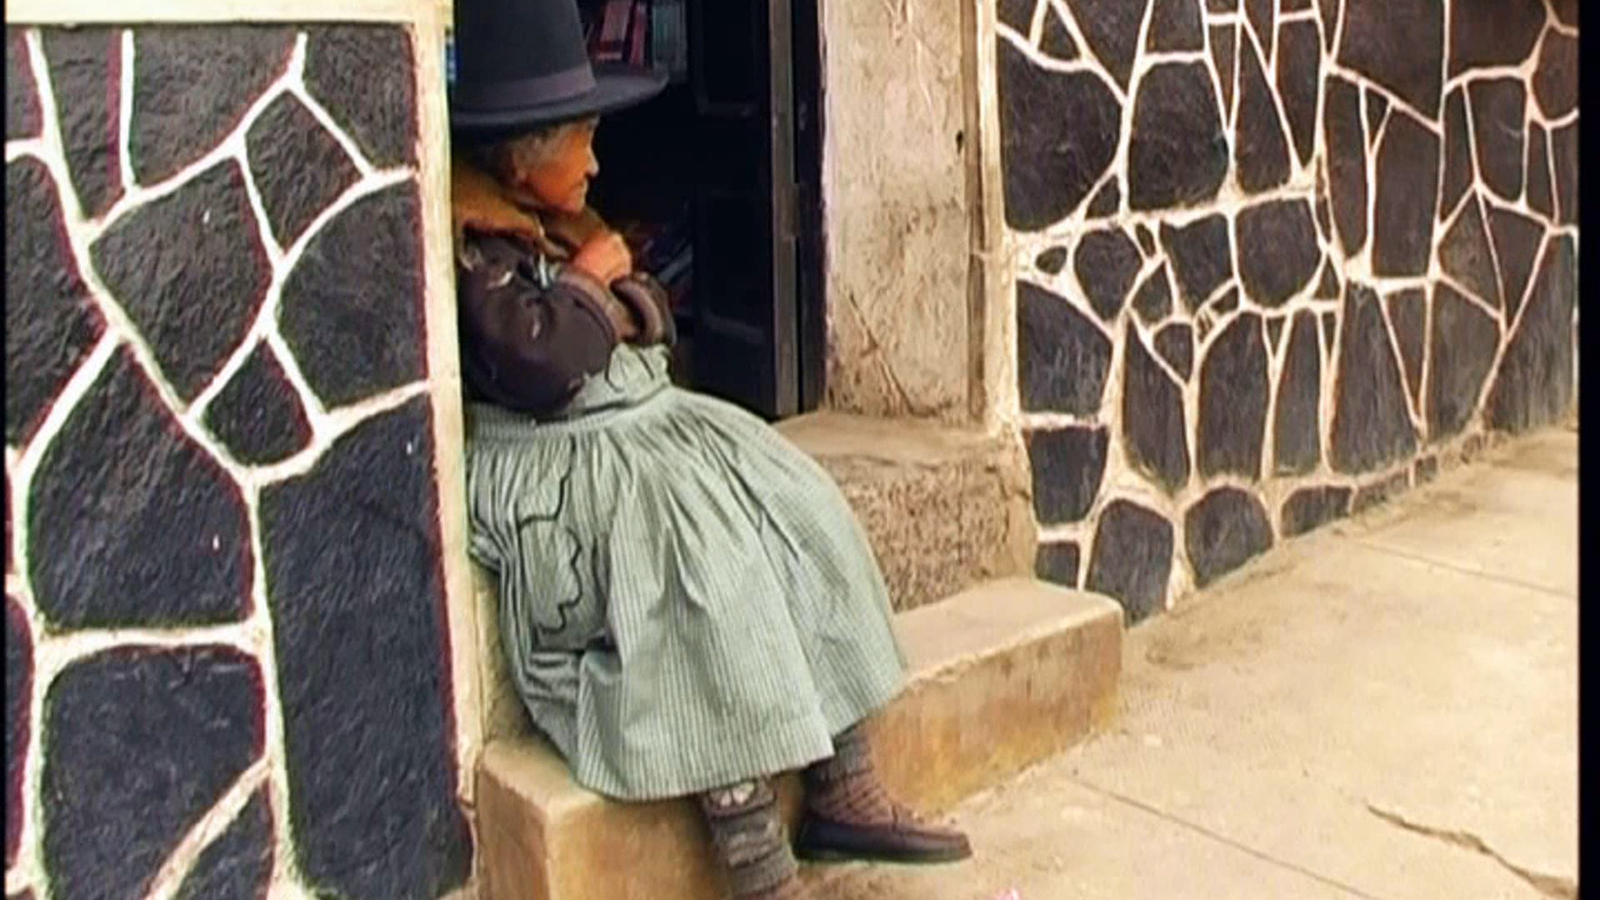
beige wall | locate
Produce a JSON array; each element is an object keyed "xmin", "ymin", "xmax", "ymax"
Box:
[{"xmin": 817, "ymin": 0, "xmax": 976, "ymax": 424}]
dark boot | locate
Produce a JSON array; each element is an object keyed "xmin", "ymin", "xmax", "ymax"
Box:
[
  {"xmin": 794, "ymin": 723, "xmax": 972, "ymax": 864},
  {"xmin": 698, "ymin": 779, "xmax": 811, "ymax": 900}
]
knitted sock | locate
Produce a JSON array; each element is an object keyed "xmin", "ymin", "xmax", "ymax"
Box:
[
  {"xmin": 801, "ymin": 723, "xmax": 902, "ymax": 826},
  {"xmin": 698, "ymin": 780, "xmax": 808, "ymax": 900}
]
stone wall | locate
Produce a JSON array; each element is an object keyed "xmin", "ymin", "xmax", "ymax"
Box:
[
  {"xmin": 991, "ymin": 0, "xmax": 1578, "ymax": 621},
  {"xmin": 5, "ymin": 22, "xmax": 473, "ymax": 900}
]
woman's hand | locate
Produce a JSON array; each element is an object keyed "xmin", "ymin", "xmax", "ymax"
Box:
[{"xmin": 569, "ymin": 231, "xmax": 634, "ymax": 284}]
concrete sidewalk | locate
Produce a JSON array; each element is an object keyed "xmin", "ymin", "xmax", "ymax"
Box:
[{"xmin": 816, "ymin": 429, "xmax": 1578, "ymax": 900}]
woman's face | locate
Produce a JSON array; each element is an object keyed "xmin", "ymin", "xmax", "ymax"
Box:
[{"xmin": 510, "ymin": 118, "xmax": 600, "ymax": 214}]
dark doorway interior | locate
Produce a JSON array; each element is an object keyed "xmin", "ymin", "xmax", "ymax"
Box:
[{"xmin": 577, "ymin": 0, "xmax": 825, "ymax": 420}]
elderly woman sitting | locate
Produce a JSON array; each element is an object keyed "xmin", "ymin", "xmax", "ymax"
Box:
[{"xmin": 449, "ymin": 2, "xmax": 971, "ymax": 898}]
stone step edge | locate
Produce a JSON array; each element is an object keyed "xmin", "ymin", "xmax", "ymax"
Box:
[{"xmin": 475, "ymin": 578, "xmax": 1123, "ymax": 900}]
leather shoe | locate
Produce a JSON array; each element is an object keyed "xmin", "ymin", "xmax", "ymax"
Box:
[{"xmin": 792, "ymin": 810, "xmax": 972, "ymax": 864}]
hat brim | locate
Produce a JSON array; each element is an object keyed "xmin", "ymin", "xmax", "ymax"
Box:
[{"xmin": 450, "ymin": 66, "xmax": 669, "ymax": 139}]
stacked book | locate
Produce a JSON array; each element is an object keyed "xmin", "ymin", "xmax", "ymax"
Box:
[{"xmin": 584, "ymin": 0, "xmax": 689, "ymax": 81}]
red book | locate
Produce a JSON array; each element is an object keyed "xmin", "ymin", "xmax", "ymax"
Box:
[{"xmin": 629, "ymin": 1, "xmax": 650, "ymax": 67}]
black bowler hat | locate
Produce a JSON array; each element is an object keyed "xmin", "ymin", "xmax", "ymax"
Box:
[{"xmin": 449, "ymin": 0, "xmax": 667, "ymax": 139}]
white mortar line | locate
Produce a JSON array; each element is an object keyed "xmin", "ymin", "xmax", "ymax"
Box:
[
  {"xmin": 1027, "ymin": 0, "xmax": 1048, "ymax": 48},
  {"xmin": 1375, "ymin": 287, "xmax": 1425, "ymax": 433},
  {"xmin": 282, "ymin": 44, "xmax": 380, "ymax": 180},
  {"xmin": 142, "ymin": 760, "xmax": 272, "ymax": 900},
  {"xmin": 118, "ymin": 29, "xmax": 136, "ymax": 191},
  {"xmin": 246, "ymin": 380, "xmax": 430, "ymax": 489}
]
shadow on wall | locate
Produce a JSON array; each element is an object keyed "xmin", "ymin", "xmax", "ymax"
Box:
[
  {"xmin": 996, "ymin": 0, "xmax": 1578, "ymax": 623},
  {"xmin": 6, "ymin": 23, "xmax": 473, "ymax": 900}
]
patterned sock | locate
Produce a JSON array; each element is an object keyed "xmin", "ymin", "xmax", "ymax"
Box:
[
  {"xmin": 801, "ymin": 723, "xmax": 902, "ymax": 825},
  {"xmin": 697, "ymin": 779, "xmax": 808, "ymax": 900}
]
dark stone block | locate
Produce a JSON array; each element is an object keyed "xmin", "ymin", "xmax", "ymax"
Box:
[
  {"xmin": 1314, "ymin": 259, "xmax": 1340, "ymax": 299},
  {"xmin": 1371, "ymin": 110, "xmax": 1440, "ymax": 277},
  {"xmin": 1526, "ymin": 125, "xmax": 1554, "ymax": 219},
  {"xmin": 1207, "ymin": 0, "xmax": 1237, "ymax": 10},
  {"xmin": 1198, "ymin": 312, "xmax": 1268, "ymax": 479},
  {"xmin": 1439, "ymin": 87, "xmax": 1473, "ymax": 220},
  {"xmin": 204, "ymin": 343, "xmax": 313, "ymax": 465},
  {"xmin": 1318, "ymin": 0, "xmax": 1340, "ymax": 51},
  {"xmin": 6, "ymin": 159, "xmax": 105, "ymax": 447},
  {"xmin": 131, "ymin": 26, "xmax": 294, "ymax": 185},
  {"xmin": 8, "ymin": 31, "xmax": 40, "ymax": 140},
  {"xmin": 6, "ymin": 597, "xmax": 29, "ymax": 869},
  {"xmin": 998, "ymin": 39, "xmax": 1123, "ymax": 230},
  {"xmin": 1284, "ymin": 0, "xmax": 1311, "ymax": 10},
  {"xmin": 1075, "ymin": 228, "xmax": 1142, "ymax": 322},
  {"xmin": 1132, "ymin": 264, "xmax": 1174, "ymax": 323},
  {"xmin": 1551, "ymin": 0, "xmax": 1576, "ymax": 27},
  {"xmin": 998, "ymin": 0, "xmax": 1036, "ymax": 31},
  {"xmin": 1040, "ymin": 8, "xmax": 1081, "ymax": 60},
  {"xmin": 1026, "ymin": 427, "xmax": 1109, "ymax": 523},
  {"xmin": 42, "ymin": 28, "xmax": 124, "ymax": 219},
  {"xmin": 1065, "ymin": 0, "xmax": 1148, "ymax": 88},
  {"xmin": 1276, "ymin": 21, "xmax": 1321, "ymax": 165},
  {"xmin": 1351, "ymin": 470, "xmax": 1409, "ymax": 513},
  {"xmin": 1245, "ymin": 0, "xmax": 1274, "ymax": 61},
  {"xmin": 246, "ymin": 94, "xmax": 361, "ymax": 248},
  {"xmin": 1136, "ymin": 224, "xmax": 1155, "ymax": 256},
  {"xmin": 1426, "ymin": 284, "xmax": 1499, "ymax": 441},
  {"xmin": 1273, "ymin": 311, "xmax": 1321, "ymax": 474},
  {"xmin": 1035, "ymin": 542, "xmax": 1081, "ymax": 588},
  {"xmin": 1236, "ymin": 199, "xmax": 1319, "ymax": 307},
  {"xmin": 42, "ymin": 646, "xmax": 264, "ymax": 900},
  {"xmin": 1234, "ymin": 37, "xmax": 1290, "ymax": 193},
  {"xmin": 1315, "ymin": 194, "xmax": 1331, "ymax": 241},
  {"xmin": 1128, "ymin": 62, "xmax": 1228, "ymax": 210},
  {"xmin": 1321, "ymin": 310, "xmax": 1336, "ymax": 346},
  {"xmin": 1551, "ymin": 122, "xmax": 1577, "ymax": 226},
  {"xmin": 260, "ymin": 397, "xmax": 472, "ymax": 900},
  {"xmin": 1485, "ymin": 235, "xmax": 1576, "ymax": 433},
  {"xmin": 280, "ymin": 181, "xmax": 428, "ymax": 407},
  {"xmin": 1160, "ymin": 214, "xmax": 1232, "ymax": 312},
  {"xmin": 1468, "ymin": 79, "xmax": 1525, "ymax": 202},
  {"xmin": 29, "ymin": 349, "xmax": 251, "ymax": 628},
  {"xmin": 1086, "ymin": 500, "xmax": 1174, "ymax": 623},
  {"xmin": 91, "ymin": 160, "xmax": 269, "ymax": 401},
  {"xmin": 1017, "ymin": 280, "xmax": 1113, "ymax": 414},
  {"xmin": 1336, "ymin": 0, "xmax": 1443, "ymax": 119},
  {"xmin": 1487, "ymin": 206, "xmax": 1543, "ymax": 319},
  {"xmin": 304, "ymin": 25, "xmax": 418, "ymax": 168},
  {"xmin": 1330, "ymin": 283, "xmax": 1417, "ymax": 472},
  {"xmin": 1386, "ymin": 288, "xmax": 1426, "ymax": 410},
  {"xmin": 1281, "ymin": 486, "xmax": 1351, "ymax": 536},
  {"xmin": 1448, "ymin": 0, "xmax": 1544, "ymax": 78},
  {"xmin": 1185, "ymin": 487, "xmax": 1273, "ymax": 587},
  {"xmin": 1147, "ymin": 0, "xmax": 1203, "ymax": 51},
  {"xmin": 1155, "ymin": 323, "xmax": 1194, "ymax": 380},
  {"xmin": 1439, "ymin": 195, "xmax": 1502, "ymax": 309},
  {"xmin": 1533, "ymin": 31, "xmax": 1576, "ymax": 120},
  {"xmin": 1210, "ymin": 25, "xmax": 1237, "ymax": 119},
  {"xmin": 1364, "ymin": 88, "xmax": 1388, "ymax": 143},
  {"xmin": 1122, "ymin": 325, "xmax": 1190, "ymax": 493},
  {"xmin": 1324, "ymin": 74, "xmax": 1367, "ymax": 256},
  {"xmin": 1035, "ymin": 246, "xmax": 1068, "ymax": 275},
  {"xmin": 173, "ymin": 790, "xmax": 274, "ymax": 900},
  {"xmin": 1086, "ymin": 178, "xmax": 1121, "ymax": 218}
]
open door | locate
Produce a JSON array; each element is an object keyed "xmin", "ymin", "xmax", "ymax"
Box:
[{"xmin": 684, "ymin": 0, "xmax": 800, "ymax": 419}]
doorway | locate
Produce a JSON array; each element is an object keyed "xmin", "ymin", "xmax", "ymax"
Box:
[{"xmin": 577, "ymin": 0, "xmax": 826, "ymax": 420}]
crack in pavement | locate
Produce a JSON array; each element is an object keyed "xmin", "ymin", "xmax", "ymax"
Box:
[{"xmin": 1365, "ymin": 804, "xmax": 1576, "ymax": 899}]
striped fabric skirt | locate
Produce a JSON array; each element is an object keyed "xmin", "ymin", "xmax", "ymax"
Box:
[{"xmin": 464, "ymin": 343, "xmax": 906, "ymax": 801}]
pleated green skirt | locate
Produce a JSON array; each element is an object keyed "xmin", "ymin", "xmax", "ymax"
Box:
[{"xmin": 464, "ymin": 344, "xmax": 906, "ymax": 801}]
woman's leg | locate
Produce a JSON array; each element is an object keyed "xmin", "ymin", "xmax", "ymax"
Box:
[
  {"xmin": 698, "ymin": 779, "xmax": 808, "ymax": 900},
  {"xmin": 796, "ymin": 722, "xmax": 972, "ymax": 863}
]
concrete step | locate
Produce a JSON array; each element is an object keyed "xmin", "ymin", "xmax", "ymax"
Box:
[
  {"xmin": 775, "ymin": 412, "xmax": 1036, "ymax": 612},
  {"xmin": 474, "ymin": 578, "xmax": 1123, "ymax": 900}
]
